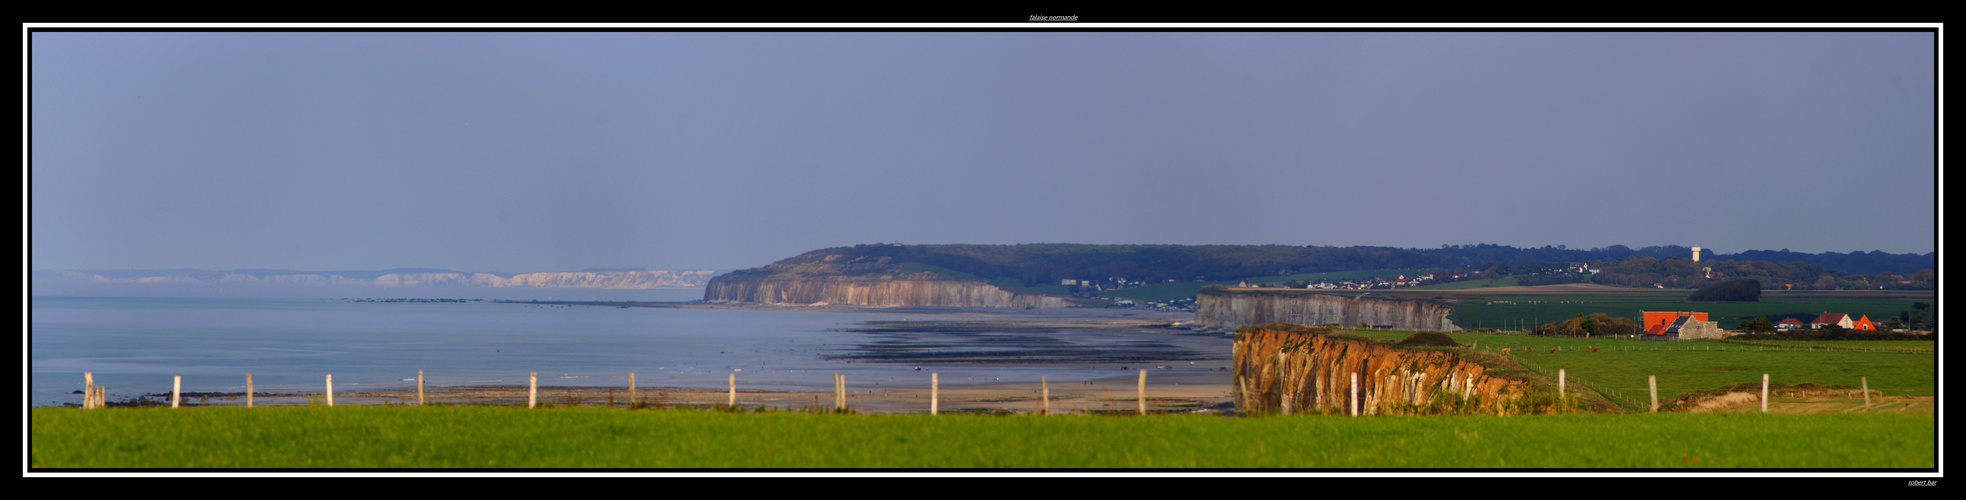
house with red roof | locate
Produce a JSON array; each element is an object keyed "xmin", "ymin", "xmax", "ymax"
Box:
[
  {"xmin": 1810, "ymin": 312, "xmax": 1854, "ymax": 329},
  {"xmin": 1640, "ymin": 311, "xmax": 1725, "ymax": 340},
  {"xmin": 1776, "ymin": 318, "xmax": 1806, "ymax": 330},
  {"xmin": 1849, "ymin": 315, "xmax": 1877, "ymax": 331}
]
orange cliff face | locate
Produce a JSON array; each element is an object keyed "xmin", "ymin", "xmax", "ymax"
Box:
[{"xmin": 1232, "ymin": 325, "xmax": 1530, "ymax": 415}]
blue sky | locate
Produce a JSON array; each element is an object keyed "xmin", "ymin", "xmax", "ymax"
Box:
[{"xmin": 28, "ymin": 31, "xmax": 1937, "ymax": 272}]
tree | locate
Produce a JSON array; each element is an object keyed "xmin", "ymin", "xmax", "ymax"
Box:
[
  {"xmin": 1535, "ymin": 312, "xmax": 1634, "ymax": 338},
  {"xmin": 1738, "ymin": 316, "xmax": 1775, "ymax": 333},
  {"xmin": 1689, "ymin": 279, "xmax": 1761, "ymax": 302}
]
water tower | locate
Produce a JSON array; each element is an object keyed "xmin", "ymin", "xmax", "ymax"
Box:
[{"xmin": 1692, "ymin": 246, "xmax": 1701, "ymax": 262}]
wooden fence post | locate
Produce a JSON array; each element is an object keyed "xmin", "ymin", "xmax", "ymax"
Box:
[
  {"xmin": 1042, "ymin": 376, "xmax": 1050, "ymax": 416},
  {"xmin": 528, "ymin": 372, "xmax": 538, "ymax": 408},
  {"xmin": 1862, "ymin": 376, "xmax": 1871, "ymax": 412},
  {"xmin": 835, "ymin": 373, "xmax": 845, "ymax": 411},
  {"xmin": 1138, "ymin": 369, "xmax": 1147, "ymax": 416},
  {"xmin": 247, "ymin": 373, "xmax": 253, "ymax": 408},
  {"xmin": 931, "ymin": 373, "xmax": 939, "ymax": 415},
  {"xmin": 417, "ymin": 370, "xmax": 424, "ymax": 406},
  {"xmin": 173, "ymin": 376, "xmax": 181, "ymax": 408},
  {"xmin": 1761, "ymin": 373, "xmax": 1769, "ymax": 413},
  {"xmin": 728, "ymin": 373, "xmax": 736, "ymax": 408},
  {"xmin": 84, "ymin": 372, "xmax": 94, "ymax": 409},
  {"xmin": 629, "ymin": 372, "xmax": 636, "ymax": 407},
  {"xmin": 1649, "ymin": 375, "xmax": 1658, "ymax": 413},
  {"xmin": 325, "ymin": 374, "xmax": 333, "ymax": 407},
  {"xmin": 1558, "ymin": 369, "xmax": 1566, "ymax": 399}
]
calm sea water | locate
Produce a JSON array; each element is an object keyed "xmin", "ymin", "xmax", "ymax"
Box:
[{"xmin": 28, "ymin": 294, "xmax": 961, "ymax": 407}]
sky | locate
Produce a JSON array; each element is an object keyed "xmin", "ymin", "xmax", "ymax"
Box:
[{"xmin": 28, "ymin": 30, "xmax": 1938, "ymax": 273}]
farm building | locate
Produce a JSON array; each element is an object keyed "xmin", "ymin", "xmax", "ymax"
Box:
[
  {"xmin": 1810, "ymin": 312, "xmax": 1854, "ymax": 329},
  {"xmin": 1850, "ymin": 314, "xmax": 1878, "ymax": 331},
  {"xmin": 1639, "ymin": 311, "xmax": 1727, "ymax": 341},
  {"xmin": 1777, "ymin": 318, "xmax": 1806, "ymax": 330}
]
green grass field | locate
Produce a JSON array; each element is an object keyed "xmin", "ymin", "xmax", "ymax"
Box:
[
  {"xmin": 1246, "ymin": 268, "xmax": 1442, "ymax": 284},
  {"xmin": 1415, "ymin": 275, "xmax": 1522, "ymax": 289},
  {"xmin": 28, "ymin": 406, "xmax": 1934, "ymax": 468},
  {"xmin": 1098, "ymin": 281, "xmax": 1221, "ymax": 302},
  {"xmin": 1098, "ymin": 269, "xmax": 1445, "ymax": 302},
  {"xmin": 1331, "ymin": 329, "xmax": 1935, "ymax": 406},
  {"xmin": 1721, "ymin": 339, "xmax": 1935, "ymax": 352},
  {"xmin": 1443, "ymin": 290, "xmax": 1932, "ymax": 331}
]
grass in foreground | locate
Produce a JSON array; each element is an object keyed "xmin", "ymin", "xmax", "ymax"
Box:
[{"xmin": 30, "ymin": 406, "xmax": 1933, "ymax": 469}]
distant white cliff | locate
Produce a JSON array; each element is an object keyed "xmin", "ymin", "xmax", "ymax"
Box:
[{"xmin": 38, "ymin": 269, "xmax": 724, "ymax": 289}]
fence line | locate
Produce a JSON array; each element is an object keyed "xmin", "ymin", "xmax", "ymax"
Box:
[
  {"xmin": 59, "ymin": 360, "xmax": 1899, "ymax": 415},
  {"xmin": 76, "ymin": 369, "xmax": 1152, "ymax": 413}
]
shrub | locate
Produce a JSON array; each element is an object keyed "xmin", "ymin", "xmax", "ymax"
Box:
[
  {"xmin": 1394, "ymin": 332, "xmax": 1462, "ymax": 347},
  {"xmin": 1688, "ymin": 279, "xmax": 1761, "ymax": 302},
  {"xmin": 1504, "ymin": 389, "xmax": 1576, "ymax": 415},
  {"xmin": 1533, "ymin": 313, "xmax": 1637, "ymax": 337}
]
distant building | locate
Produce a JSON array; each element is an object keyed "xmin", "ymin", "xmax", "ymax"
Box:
[
  {"xmin": 1777, "ymin": 318, "xmax": 1805, "ymax": 330},
  {"xmin": 1850, "ymin": 315, "xmax": 1877, "ymax": 331},
  {"xmin": 1810, "ymin": 312, "xmax": 1854, "ymax": 329},
  {"xmin": 1640, "ymin": 311, "xmax": 1726, "ymax": 341}
]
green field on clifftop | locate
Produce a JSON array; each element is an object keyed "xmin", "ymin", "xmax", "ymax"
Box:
[
  {"xmin": 1332, "ymin": 328, "xmax": 1935, "ymax": 405},
  {"xmin": 1442, "ymin": 290, "xmax": 1933, "ymax": 332}
]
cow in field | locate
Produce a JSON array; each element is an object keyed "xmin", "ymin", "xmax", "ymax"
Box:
[
  {"xmin": 1589, "ymin": 346, "xmax": 1598, "ymax": 353},
  {"xmin": 1500, "ymin": 348, "xmax": 1511, "ymax": 356}
]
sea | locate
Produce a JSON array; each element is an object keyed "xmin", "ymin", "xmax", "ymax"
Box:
[{"xmin": 28, "ymin": 286, "xmax": 1198, "ymax": 407}]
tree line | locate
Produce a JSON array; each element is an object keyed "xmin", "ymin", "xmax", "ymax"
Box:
[
  {"xmin": 726, "ymin": 243, "xmax": 1933, "ymax": 291},
  {"xmin": 1590, "ymin": 257, "xmax": 1933, "ymax": 290}
]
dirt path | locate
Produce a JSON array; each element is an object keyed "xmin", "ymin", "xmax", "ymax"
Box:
[{"xmin": 1686, "ymin": 391, "xmax": 1932, "ymax": 415}]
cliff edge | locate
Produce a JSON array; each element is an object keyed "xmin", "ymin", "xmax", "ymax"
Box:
[
  {"xmin": 1195, "ymin": 286, "xmax": 1459, "ymax": 331},
  {"xmin": 1232, "ymin": 324, "xmax": 1536, "ymax": 415},
  {"xmin": 704, "ymin": 249, "xmax": 1069, "ymax": 308}
]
